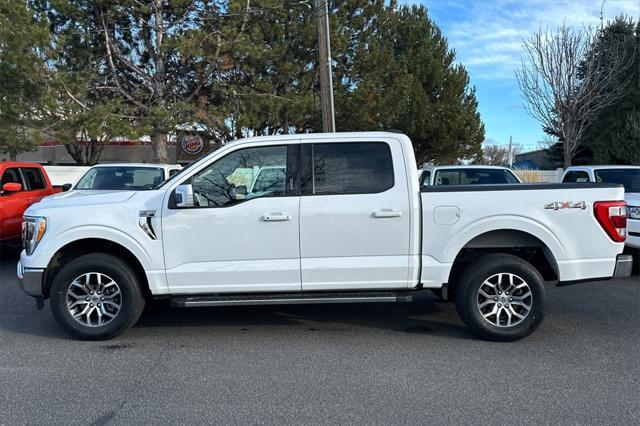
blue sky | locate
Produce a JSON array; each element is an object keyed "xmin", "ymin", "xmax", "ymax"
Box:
[{"xmin": 400, "ymin": 0, "xmax": 640, "ymax": 152}]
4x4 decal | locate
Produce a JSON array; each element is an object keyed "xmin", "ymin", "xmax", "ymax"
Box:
[{"xmin": 544, "ymin": 201, "xmax": 586, "ymax": 210}]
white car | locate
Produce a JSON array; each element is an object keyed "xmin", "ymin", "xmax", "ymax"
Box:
[
  {"xmin": 562, "ymin": 165, "xmax": 640, "ymax": 249},
  {"xmin": 17, "ymin": 132, "xmax": 631, "ymax": 341},
  {"xmin": 419, "ymin": 165, "xmax": 521, "ymax": 187},
  {"xmin": 73, "ymin": 163, "xmax": 183, "ymax": 191}
]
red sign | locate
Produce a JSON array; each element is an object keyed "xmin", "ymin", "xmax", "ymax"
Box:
[{"xmin": 182, "ymin": 136, "xmax": 204, "ymax": 155}]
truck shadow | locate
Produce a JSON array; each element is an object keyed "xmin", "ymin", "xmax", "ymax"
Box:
[
  {"xmin": 0, "ymin": 243, "xmax": 470, "ymax": 341},
  {"xmin": 134, "ymin": 294, "xmax": 472, "ymax": 340}
]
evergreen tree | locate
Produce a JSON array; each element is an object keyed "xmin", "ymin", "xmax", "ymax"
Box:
[
  {"xmin": 0, "ymin": 0, "xmax": 49, "ymax": 160},
  {"xmin": 3, "ymin": 1, "xmax": 485, "ymax": 165},
  {"xmin": 581, "ymin": 17, "xmax": 640, "ymax": 165},
  {"xmin": 333, "ymin": 3, "xmax": 484, "ymax": 165}
]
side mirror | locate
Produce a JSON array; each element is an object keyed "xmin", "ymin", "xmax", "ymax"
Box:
[
  {"xmin": 174, "ymin": 184, "xmax": 194, "ymax": 208},
  {"xmin": 62, "ymin": 183, "xmax": 72, "ymax": 192},
  {"xmin": 2, "ymin": 182, "xmax": 22, "ymax": 193}
]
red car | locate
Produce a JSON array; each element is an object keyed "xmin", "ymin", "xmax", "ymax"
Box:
[{"xmin": 0, "ymin": 162, "xmax": 70, "ymax": 242}]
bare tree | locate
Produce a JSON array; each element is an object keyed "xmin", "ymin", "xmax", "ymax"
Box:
[
  {"xmin": 477, "ymin": 144, "xmax": 521, "ymax": 166},
  {"xmin": 516, "ymin": 24, "xmax": 633, "ymax": 168}
]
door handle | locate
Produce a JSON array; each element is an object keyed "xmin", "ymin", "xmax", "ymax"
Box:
[
  {"xmin": 262, "ymin": 213, "xmax": 292, "ymax": 222},
  {"xmin": 372, "ymin": 209, "xmax": 402, "ymax": 218}
]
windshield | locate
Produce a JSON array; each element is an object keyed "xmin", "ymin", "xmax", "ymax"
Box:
[
  {"xmin": 595, "ymin": 168, "xmax": 640, "ymax": 193},
  {"xmin": 434, "ymin": 168, "xmax": 520, "ymax": 185},
  {"xmin": 75, "ymin": 167, "xmax": 165, "ymax": 191}
]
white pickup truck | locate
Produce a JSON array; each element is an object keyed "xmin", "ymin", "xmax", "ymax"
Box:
[
  {"xmin": 17, "ymin": 132, "xmax": 632, "ymax": 341},
  {"xmin": 561, "ymin": 165, "xmax": 640, "ymax": 250}
]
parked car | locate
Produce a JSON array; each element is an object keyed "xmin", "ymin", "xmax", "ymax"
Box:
[
  {"xmin": 73, "ymin": 163, "xmax": 182, "ymax": 191},
  {"xmin": 562, "ymin": 166, "xmax": 640, "ymax": 250},
  {"xmin": 17, "ymin": 132, "xmax": 631, "ymax": 341},
  {"xmin": 419, "ymin": 165, "xmax": 521, "ymax": 187},
  {"xmin": 0, "ymin": 162, "xmax": 71, "ymax": 243}
]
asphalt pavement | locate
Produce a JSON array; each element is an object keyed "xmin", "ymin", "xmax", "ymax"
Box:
[{"xmin": 0, "ymin": 244, "xmax": 638, "ymax": 425}]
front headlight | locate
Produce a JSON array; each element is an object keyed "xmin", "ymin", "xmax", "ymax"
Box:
[
  {"xmin": 629, "ymin": 206, "xmax": 640, "ymax": 220},
  {"xmin": 22, "ymin": 216, "xmax": 47, "ymax": 256}
]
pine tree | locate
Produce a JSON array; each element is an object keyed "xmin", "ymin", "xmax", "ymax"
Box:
[
  {"xmin": 333, "ymin": 3, "xmax": 484, "ymax": 165},
  {"xmin": 582, "ymin": 17, "xmax": 640, "ymax": 165},
  {"xmin": 0, "ymin": 0, "xmax": 50, "ymax": 160}
]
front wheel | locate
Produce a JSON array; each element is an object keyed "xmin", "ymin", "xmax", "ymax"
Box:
[
  {"xmin": 50, "ymin": 253, "xmax": 146, "ymax": 340},
  {"xmin": 455, "ymin": 254, "xmax": 546, "ymax": 341}
]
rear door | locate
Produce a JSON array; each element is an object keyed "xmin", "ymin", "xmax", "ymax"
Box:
[{"xmin": 299, "ymin": 138, "xmax": 411, "ymax": 290}]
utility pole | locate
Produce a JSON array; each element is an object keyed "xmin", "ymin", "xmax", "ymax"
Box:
[
  {"xmin": 316, "ymin": 0, "xmax": 335, "ymax": 132},
  {"xmin": 508, "ymin": 135, "xmax": 513, "ymax": 168}
]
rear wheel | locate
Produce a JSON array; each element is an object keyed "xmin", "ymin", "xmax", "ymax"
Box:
[
  {"xmin": 455, "ymin": 254, "xmax": 545, "ymax": 341},
  {"xmin": 50, "ymin": 253, "xmax": 145, "ymax": 340}
]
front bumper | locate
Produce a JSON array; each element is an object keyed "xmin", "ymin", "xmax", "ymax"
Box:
[
  {"xmin": 16, "ymin": 260, "xmax": 45, "ymax": 298},
  {"xmin": 613, "ymin": 254, "xmax": 633, "ymax": 278}
]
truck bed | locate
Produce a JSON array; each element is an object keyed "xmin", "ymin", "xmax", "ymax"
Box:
[{"xmin": 419, "ymin": 182, "xmax": 625, "ymax": 286}]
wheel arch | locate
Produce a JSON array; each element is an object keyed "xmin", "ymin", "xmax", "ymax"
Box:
[
  {"xmin": 43, "ymin": 238, "xmax": 151, "ymax": 299},
  {"xmin": 445, "ymin": 229, "xmax": 559, "ymax": 300}
]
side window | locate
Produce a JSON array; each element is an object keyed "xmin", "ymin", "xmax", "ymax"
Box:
[
  {"xmin": 187, "ymin": 145, "xmax": 289, "ymax": 207},
  {"xmin": 1, "ymin": 168, "xmax": 23, "ymax": 188},
  {"xmin": 420, "ymin": 171, "xmax": 431, "ymax": 187},
  {"xmin": 562, "ymin": 171, "xmax": 574, "ymax": 183},
  {"xmin": 21, "ymin": 168, "xmax": 46, "ymax": 190},
  {"xmin": 168, "ymin": 168, "xmax": 180, "ymax": 177},
  {"xmin": 302, "ymin": 142, "xmax": 394, "ymax": 195}
]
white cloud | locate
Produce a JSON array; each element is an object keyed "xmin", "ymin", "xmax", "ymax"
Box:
[{"xmin": 414, "ymin": 0, "xmax": 640, "ymax": 80}]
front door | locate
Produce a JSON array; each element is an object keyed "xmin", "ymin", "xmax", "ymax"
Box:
[
  {"xmin": 20, "ymin": 166, "xmax": 53, "ymax": 205},
  {"xmin": 0, "ymin": 168, "xmax": 28, "ymax": 240},
  {"xmin": 162, "ymin": 142, "xmax": 301, "ymax": 294},
  {"xmin": 299, "ymin": 139, "xmax": 412, "ymax": 290}
]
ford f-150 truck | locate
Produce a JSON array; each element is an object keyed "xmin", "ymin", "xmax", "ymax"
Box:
[
  {"xmin": 562, "ymin": 165, "xmax": 640, "ymax": 250},
  {"xmin": 16, "ymin": 132, "xmax": 632, "ymax": 341},
  {"xmin": 1, "ymin": 162, "xmax": 71, "ymax": 243}
]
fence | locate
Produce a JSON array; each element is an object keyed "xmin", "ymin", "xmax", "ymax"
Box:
[
  {"xmin": 513, "ymin": 168, "xmax": 563, "ymax": 183},
  {"xmin": 44, "ymin": 166, "xmax": 90, "ymax": 186}
]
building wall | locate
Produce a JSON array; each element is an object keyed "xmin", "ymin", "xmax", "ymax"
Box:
[
  {"xmin": 514, "ymin": 149, "xmax": 547, "ymax": 169},
  {"xmin": 10, "ymin": 145, "xmax": 180, "ymax": 165}
]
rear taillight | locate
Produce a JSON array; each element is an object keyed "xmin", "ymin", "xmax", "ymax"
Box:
[{"xmin": 594, "ymin": 201, "xmax": 627, "ymax": 242}]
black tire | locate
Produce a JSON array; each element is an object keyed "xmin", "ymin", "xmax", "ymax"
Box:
[
  {"xmin": 455, "ymin": 254, "xmax": 546, "ymax": 341},
  {"xmin": 50, "ymin": 253, "xmax": 146, "ymax": 340}
]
